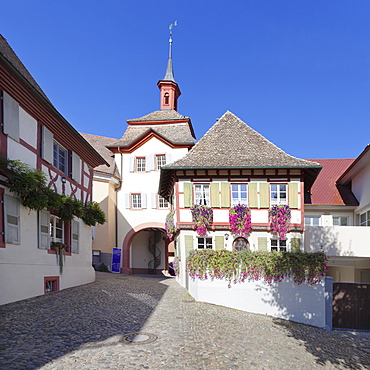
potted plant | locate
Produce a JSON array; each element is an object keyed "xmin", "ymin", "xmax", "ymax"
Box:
[{"xmin": 51, "ymin": 241, "xmax": 68, "ymax": 274}]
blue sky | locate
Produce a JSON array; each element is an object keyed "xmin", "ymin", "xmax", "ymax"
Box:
[{"xmin": 2, "ymin": 1, "xmax": 370, "ymax": 159}]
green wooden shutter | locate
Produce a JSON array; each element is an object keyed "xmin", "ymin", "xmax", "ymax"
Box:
[
  {"xmin": 183, "ymin": 182, "xmax": 192, "ymax": 208},
  {"xmin": 221, "ymin": 182, "xmax": 230, "ymax": 208},
  {"xmin": 289, "ymin": 183, "xmax": 299, "ymax": 209},
  {"xmin": 249, "ymin": 183, "xmax": 258, "ymax": 208},
  {"xmin": 184, "ymin": 235, "xmax": 194, "ymax": 255},
  {"xmin": 258, "ymin": 237, "xmax": 268, "ymax": 251},
  {"xmin": 291, "ymin": 238, "xmax": 301, "ymax": 253},
  {"xmin": 211, "ymin": 183, "xmax": 220, "ymax": 208},
  {"xmin": 215, "ymin": 236, "xmax": 224, "ymax": 251},
  {"xmin": 260, "ymin": 183, "xmax": 269, "ymax": 208}
]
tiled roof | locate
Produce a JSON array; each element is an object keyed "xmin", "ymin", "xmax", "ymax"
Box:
[
  {"xmin": 127, "ymin": 109, "xmax": 188, "ymax": 122},
  {"xmin": 165, "ymin": 111, "xmax": 321, "ymax": 169},
  {"xmin": 0, "ymin": 35, "xmax": 49, "ymax": 102},
  {"xmin": 306, "ymin": 159, "xmax": 358, "ymax": 206},
  {"xmin": 80, "ymin": 134, "xmax": 120, "ymax": 178},
  {"xmin": 109, "ymin": 122, "xmax": 196, "ymax": 148},
  {"xmin": 159, "ymin": 111, "xmax": 322, "ymax": 199}
]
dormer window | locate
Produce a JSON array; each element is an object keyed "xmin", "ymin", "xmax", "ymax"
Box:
[{"xmin": 164, "ymin": 92, "xmax": 170, "ymax": 105}]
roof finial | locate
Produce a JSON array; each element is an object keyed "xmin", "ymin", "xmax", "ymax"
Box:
[
  {"xmin": 163, "ymin": 21, "xmax": 177, "ymax": 82},
  {"xmin": 168, "ymin": 21, "xmax": 177, "ymax": 58}
]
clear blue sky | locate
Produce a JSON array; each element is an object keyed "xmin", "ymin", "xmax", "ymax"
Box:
[{"xmin": 2, "ymin": 1, "xmax": 370, "ymax": 159}]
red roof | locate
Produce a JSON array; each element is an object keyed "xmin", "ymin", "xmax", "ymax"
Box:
[{"xmin": 306, "ymin": 159, "xmax": 357, "ymax": 205}]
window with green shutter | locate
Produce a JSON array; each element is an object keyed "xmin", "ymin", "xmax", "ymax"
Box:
[
  {"xmin": 289, "ymin": 183, "xmax": 299, "ymax": 209},
  {"xmin": 260, "ymin": 183, "xmax": 269, "ymax": 208},
  {"xmin": 257, "ymin": 237, "xmax": 268, "ymax": 251},
  {"xmin": 211, "ymin": 183, "xmax": 220, "ymax": 208},
  {"xmin": 215, "ymin": 236, "xmax": 224, "ymax": 250},
  {"xmin": 184, "ymin": 235, "xmax": 194, "ymax": 255},
  {"xmin": 290, "ymin": 238, "xmax": 301, "ymax": 253},
  {"xmin": 221, "ymin": 182, "xmax": 231, "ymax": 208},
  {"xmin": 183, "ymin": 182, "xmax": 193, "ymax": 208},
  {"xmin": 249, "ymin": 183, "xmax": 258, "ymax": 208}
]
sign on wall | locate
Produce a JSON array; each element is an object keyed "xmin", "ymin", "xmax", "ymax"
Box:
[{"xmin": 111, "ymin": 248, "xmax": 121, "ymax": 273}]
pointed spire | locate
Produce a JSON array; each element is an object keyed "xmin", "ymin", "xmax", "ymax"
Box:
[
  {"xmin": 158, "ymin": 21, "xmax": 181, "ymax": 111},
  {"xmin": 162, "ymin": 21, "xmax": 177, "ymax": 82}
]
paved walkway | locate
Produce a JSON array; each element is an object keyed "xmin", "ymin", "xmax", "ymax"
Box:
[{"xmin": 0, "ymin": 273, "xmax": 369, "ymax": 370}]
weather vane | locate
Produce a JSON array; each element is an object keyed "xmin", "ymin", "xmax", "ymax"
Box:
[
  {"xmin": 169, "ymin": 20, "xmax": 177, "ymax": 37},
  {"xmin": 168, "ymin": 21, "xmax": 177, "ymax": 59}
]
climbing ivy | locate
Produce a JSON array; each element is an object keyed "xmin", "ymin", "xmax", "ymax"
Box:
[{"xmin": 0, "ymin": 156, "xmax": 106, "ymax": 225}]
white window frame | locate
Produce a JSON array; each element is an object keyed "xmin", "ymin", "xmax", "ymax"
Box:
[
  {"xmin": 304, "ymin": 216, "xmax": 321, "ymax": 226},
  {"xmin": 231, "ymin": 184, "xmax": 248, "ymax": 206},
  {"xmin": 271, "ymin": 239, "xmax": 287, "ymax": 252},
  {"xmin": 270, "ymin": 184, "xmax": 288, "ymax": 205},
  {"xmin": 132, "ymin": 193, "xmax": 142, "ymax": 209},
  {"xmin": 333, "ymin": 216, "xmax": 348, "ymax": 226},
  {"xmin": 4, "ymin": 195, "xmax": 20, "ymax": 244},
  {"xmin": 158, "ymin": 195, "xmax": 169, "ymax": 209},
  {"xmin": 197, "ymin": 237, "xmax": 213, "ymax": 250},
  {"xmin": 156, "ymin": 154, "xmax": 166, "ymax": 170},
  {"xmin": 136, "ymin": 157, "xmax": 146, "ymax": 172},
  {"xmin": 194, "ymin": 184, "xmax": 210, "ymax": 206},
  {"xmin": 50, "ymin": 215, "xmax": 64, "ymax": 243},
  {"xmin": 53, "ymin": 140, "xmax": 68, "ymax": 174},
  {"xmin": 360, "ymin": 210, "xmax": 370, "ymax": 226}
]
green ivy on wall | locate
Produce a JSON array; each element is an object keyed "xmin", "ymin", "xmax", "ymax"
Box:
[{"xmin": 0, "ymin": 156, "xmax": 106, "ymax": 226}]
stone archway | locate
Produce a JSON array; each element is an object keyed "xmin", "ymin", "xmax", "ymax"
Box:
[{"xmin": 121, "ymin": 222, "xmax": 168, "ymax": 274}]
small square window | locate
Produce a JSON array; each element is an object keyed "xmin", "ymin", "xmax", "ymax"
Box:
[
  {"xmin": 136, "ymin": 157, "xmax": 146, "ymax": 172},
  {"xmin": 197, "ymin": 237, "xmax": 212, "ymax": 250},
  {"xmin": 158, "ymin": 195, "xmax": 168, "ymax": 209},
  {"xmin": 270, "ymin": 184, "xmax": 287, "ymax": 205},
  {"xmin": 271, "ymin": 239, "xmax": 286, "ymax": 252},
  {"xmin": 231, "ymin": 184, "xmax": 248, "ymax": 206},
  {"xmin": 44, "ymin": 277, "xmax": 59, "ymax": 293}
]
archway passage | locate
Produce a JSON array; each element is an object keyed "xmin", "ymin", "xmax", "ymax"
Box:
[
  {"xmin": 121, "ymin": 224, "xmax": 168, "ymax": 275},
  {"xmin": 232, "ymin": 237, "xmax": 250, "ymax": 252}
]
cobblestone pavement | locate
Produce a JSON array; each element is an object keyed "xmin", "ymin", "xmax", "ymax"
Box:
[{"xmin": 1, "ymin": 273, "xmax": 369, "ymax": 370}]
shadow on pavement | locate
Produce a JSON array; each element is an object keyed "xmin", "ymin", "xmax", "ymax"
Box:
[
  {"xmin": 0, "ymin": 275, "xmax": 171, "ymax": 370},
  {"xmin": 272, "ymin": 318, "xmax": 370, "ymax": 369}
]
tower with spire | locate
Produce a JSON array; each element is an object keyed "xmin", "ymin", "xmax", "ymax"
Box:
[
  {"xmin": 101, "ymin": 22, "xmax": 195, "ymax": 275},
  {"xmin": 157, "ymin": 21, "xmax": 181, "ymax": 111}
]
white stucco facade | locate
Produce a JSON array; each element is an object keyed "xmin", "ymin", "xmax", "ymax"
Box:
[{"xmin": 0, "ymin": 44, "xmax": 105, "ymax": 305}]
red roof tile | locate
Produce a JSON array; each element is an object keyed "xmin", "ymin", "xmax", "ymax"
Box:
[{"xmin": 307, "ymin": 159, "xmax": 357, "ymax": 205}]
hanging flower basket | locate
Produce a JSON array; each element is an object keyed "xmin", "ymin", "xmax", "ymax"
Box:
[
  {"xmin": 165, "ymin": 211, "xmax": 175, "ymax": 241},
  {"xmin": 269, "ymin": 205, "xmax": 291, "ymax": 240},
  {"xmin": 51, "ymin": 242, "xmax": 68, "ymax": 274},
  {"xmin": 190, "ymin": 204, "xmax": 213, "ymax": 236},
  {"xmin": 229, "ymin": 204, "xmax": 252, "ymax": 237}
]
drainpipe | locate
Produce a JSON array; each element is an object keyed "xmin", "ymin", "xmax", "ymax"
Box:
[{"xmin": 115, "ymin": 147, "xmax": 123, "ymax": 248}]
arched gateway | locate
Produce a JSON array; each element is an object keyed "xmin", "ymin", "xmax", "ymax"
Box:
[{"xmin": 121, "ymin": 223, "xmax": 169, "ymax": 275}]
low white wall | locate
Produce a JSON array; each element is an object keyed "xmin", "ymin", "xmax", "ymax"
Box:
[{"xmin": 188, "ymin": 276, "xmax": 333, "ymax": 329}]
